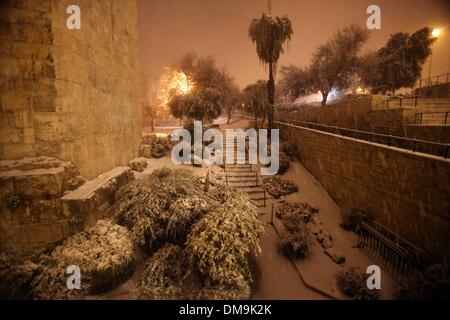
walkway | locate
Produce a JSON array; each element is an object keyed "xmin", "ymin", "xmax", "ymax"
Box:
[{"xmin": 221, "ymin": 120, "xmax": 328, "ymax": 300}]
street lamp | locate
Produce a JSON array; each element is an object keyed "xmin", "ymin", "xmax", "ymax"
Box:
[{"xmin": 428, "ymin": 28, "xmax": 441, "ymax": 85}]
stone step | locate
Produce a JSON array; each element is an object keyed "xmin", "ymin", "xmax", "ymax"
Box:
[
  {"xmin": 235, "ymin": 186, "xmax": 265, "ymax": 194},
  {"xmin": 228, "ymin": 181, "xmax": 258, "ymax": 188},
  {"xmin": 225, "ymin": 171, "xmax": 257, "ymax": 178},
  {"xmin": 225, "ymin": 167, "xmax": 252, "ymax": 172}
]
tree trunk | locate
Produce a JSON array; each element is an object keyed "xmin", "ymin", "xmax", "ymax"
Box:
[
  {"xmin": 321, "ymin": 91, "xmax": 328, "ymax": 106},
  {"xmin": 267, "ymin": 62, "xmax": 275, "ymax": 130},
  {"xmin": 227, "ymin": 106, "xmax": 232, "ymax": 124}
]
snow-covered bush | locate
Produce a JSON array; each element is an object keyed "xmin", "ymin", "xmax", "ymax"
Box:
[
  {"xmin": 394, "ymin": 263, "xmax": 450, "ymax": 300},
  {"xmin": 335, "ymin": 267, "xmax": 379, "ymax": 300},
  {"xmin": 112, "ymin": 168, "xmax": 212, "ymax": 251},
  {"xmin": 340, "ymin": 207, "xmax": 374, "ymax": 231},
  {"xmin": 281, "ymin": 142, "xmax": 299, "ymax": 160},
  {"xmin": 137, "ymin": 245, "xmax": 188, "ymax": 300},
  {"xmin": 278, "ymin": 229, "xmax": 312, "ymax": 259},
  {"xmin": 264, "ymin": 176, "xmax": 298, "ymax": 198},
  {"xmin": 187, "ymin": 189, "xmax": 263, "ymax": 299},
  {"xmin": 277, "ymin": 214, "xmax": 312, "ymax": 259},
  {"xmin": 34, "ymin": 220, "xmax": 134, "ymax": 296},
  {"xmin": 277, "ymin": 151, "xmax": 290, "ymax": 174},
  {"xmin": 276, "ymin": 202, "xmax": 318, "ymax": 223}
]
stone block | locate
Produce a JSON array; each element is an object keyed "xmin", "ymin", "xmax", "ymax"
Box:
[
  {"xmin": 61, "ymin": 167, "xmax": 134, "ymax": 226},
  {"xmin": 139, "ymin": 144, "xmax": 152, "ymax": 158}
]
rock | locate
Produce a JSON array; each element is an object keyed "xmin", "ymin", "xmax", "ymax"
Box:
[
  {"xmin": 321, "ymin": 237, "xmax": 333, "ymax": 249},
  {"xmin": 317, "ymin": 229, "xmax": 332, "ymax": 248},
  {"xmin": 139, "ymin": 144, "xmax": 152, "ymax": 158},
  {"xmin": 0, "ymin": 157, "xmax": 85, "ymax": 251},
  {"xmin": 309, "ymin": 216, "xmax": 323, "ymax": 235},
  {"xmin": 324, "ymin": 248, "xmax": 346, "ymax": 264},
  {"xmin": 128, "ymin": 157, "xmax": 148, "ymax": 172}
]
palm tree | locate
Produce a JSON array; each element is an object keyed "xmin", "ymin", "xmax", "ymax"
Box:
[{"xmin": 248, "ymin": 5, "xmax": 293, "ymax": 129}]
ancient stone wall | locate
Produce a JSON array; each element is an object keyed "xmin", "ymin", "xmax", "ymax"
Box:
[
  {"xmin": 415, "ymin": 82, "xmax": 450, "ymax": 98},
  {"xmin": 278, "ymin": 123, "xmax": 450, "ymax": 256},
  {"xmin": 276, "ymin": 95, "xmax": 449, "ymax": 142},
  {"xmin": 0, "ymin": 0, "xmax": 143, "ymax": 179}
]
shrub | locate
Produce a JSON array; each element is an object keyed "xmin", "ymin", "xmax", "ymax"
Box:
[
  {"xmin": 277, "ymin": 151, "xmax": 290, "ymax": 174},
  {"xmin": 0, "ymin": 253, "xmax": 41, "ymax": 299},
  {"xmin": 166, "ymin": 195, "xmax": 211, "ymax": 244},
  {"xmin": 278, "ymin": 224, "xmax": 312, "ymax": 259},
  {"xmin": 39, "ymin": 220, "xmax": 135, "ymax": 295},
  {"xmin": 187, "ymin": 189, "xmax": 263, "ymax": 299},
  {"xmin": 394, "ymin": 263, "xmax": 450, "ymax": 300},
  {"xmin": 137, "ymin": 245, "xmax": 188, "ymax": 300},
  {"xmin": 281, "ymin": 142, "xmax": 299, "ymax": 160},
  {"xmin": 335, "ymin": 267, "xmax": 379, "ymax": 300},
  {"xmin": 340, "ymin": 207, "xmax": 374, "ymax": 231},
  {"xmin": 151, "ymin": 137, "xmax": 172, "ymax": 158},
  {"xmin": 264, "ymin": 177, "xmax": 298, "ymax": 198},
  {"xmin": 113, "ymin": 168, "xmax": 209, "ymax": 251},
  {"xmin": 276, "ymin": 202, "xmax": 318, "ymax": 223}
]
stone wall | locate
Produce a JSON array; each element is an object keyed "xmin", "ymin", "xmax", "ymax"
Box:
[
  {"xmin": 415, "ymin": 82, "xmax": 450, "ymax": 98},
  {"xmin": 278, "ymin": 123, "xmax": 450, "ymax": 256},
  {"xmin": 276, "ymin": 95, "xmax": 450, "ymax": 142},
  {"xmin": 0, "ymin": 0, "xmax": 143, "ymax": 179}
]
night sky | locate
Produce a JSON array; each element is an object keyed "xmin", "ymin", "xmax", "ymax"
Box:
[{"xmin": 137, "ymin": 0, "xmax": 450, "ymax": 88}]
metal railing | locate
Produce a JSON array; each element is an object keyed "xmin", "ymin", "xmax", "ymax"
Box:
[
  {"xmin": 385, "ymin": 96, "xmax": 419, "ymax": 109},
  {"xmin": 416, "ymin": 111, "xmax": 450, "ymax": 125},
  {"xmin": 274, "ymin": 119, "xmax": 450, "ymax": 158},
  {"xmin": 357, "ymin": 221, "xmax": 428, "ymax": 275},
  {"xmin": 418, "ymin": 72, "xmax": 450, "ymax": 88}
]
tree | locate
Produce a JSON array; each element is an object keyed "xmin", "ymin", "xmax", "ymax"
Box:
[
  {"xmin": 242, "ymin": 80, "xmax": 270, "ymax": 126},
  {"xmin": 168, "ymin": 54, "xmax": 239, "ymax": 123},
  {"xmin": 278, "ymin": 65, "xmax": 313, "ymax": 103},
  {"xmin": 278, "ymin": 25, "xmax": 368, "ymax": 106},
  {"xmin": 310, "ymin": 25, "xmax": 369, "ymax": 105},
  {"xmin": 360, "ymin": 27, "xmax": 436, "ymax": 93},
  {"xmin": 168, "ymin": 88, "xmax": 223, "ymax": 122},
  {"xmin": 248, "ymin": 12, "xmax": 293, "ymax": 128}
]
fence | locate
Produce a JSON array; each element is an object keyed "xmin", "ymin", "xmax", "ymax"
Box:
[
  {"xmin": 275, "ymin": 119, "xmax": 450, "ymax": 158},
  {"xmin": 357, "ymin": 221, "xmax": 428, "ymax": 275},
  {"xmin": 418, "ymin": 72, "xmax": 450, "ymax": 88}
]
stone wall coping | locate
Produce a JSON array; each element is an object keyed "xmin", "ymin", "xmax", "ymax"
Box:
[
  {"xmin": 61, "ymin": 166, "xmax": 130, "ymax": 200},
  {"xmin": 0, "ymin": 166, "xmax": 65, "ymax": 178}
]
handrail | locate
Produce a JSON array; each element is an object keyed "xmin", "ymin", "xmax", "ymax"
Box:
[
  {"xmin": 244, "ymin": 135, "xmax": 276, "ymax": 224},
  {"xmin": 418, "ymin": 72, "xmax": 450, "ymax": 88},
  {"xmin": 274, "ymin": 119, "xmax": 450, "ymax": 159},
  {"xmin": 416, "ymin": 111, "xmax": 450, "ymax": 125},
  {"xmin": 385, "ymin": 95, "xmax": 419, "ymax": 109}
]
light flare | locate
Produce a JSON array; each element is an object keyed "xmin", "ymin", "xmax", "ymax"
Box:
[{"xmin": 157, "ymin": 69, "xmax": 194, "ymax": 112}]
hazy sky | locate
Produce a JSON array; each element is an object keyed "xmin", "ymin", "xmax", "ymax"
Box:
[{"xmin": 137, "ymin": 0, "xmax": 450, "ymax": 88}]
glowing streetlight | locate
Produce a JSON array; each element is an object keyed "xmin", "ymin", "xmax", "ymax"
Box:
[{"xmin": 431, "ymin": 28, "xmax": 441, "ymax": 38}]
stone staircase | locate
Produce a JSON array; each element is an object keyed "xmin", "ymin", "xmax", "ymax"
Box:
[{"xmin": 222, "ymin": 134, "xmax": 267, "ymax": 208}]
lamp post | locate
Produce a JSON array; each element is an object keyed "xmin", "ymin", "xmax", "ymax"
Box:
[{"xmin": 427, "ymin": 28, "xmax": 441, "ymax": 86}]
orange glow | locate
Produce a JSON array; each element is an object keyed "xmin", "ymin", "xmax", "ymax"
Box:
[{"xmin": 157, "ymin": 69, "xmax": 194, "ymax": 112}]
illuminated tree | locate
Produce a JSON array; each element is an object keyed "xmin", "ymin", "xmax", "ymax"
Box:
[{"xmin": 278, "ymin": 25, "xmax": 368, "ymax": 105}]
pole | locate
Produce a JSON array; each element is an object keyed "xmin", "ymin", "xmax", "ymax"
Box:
[{"xmin": 428, "ymin": 52, "xmax": 433, "ymax": 86}]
